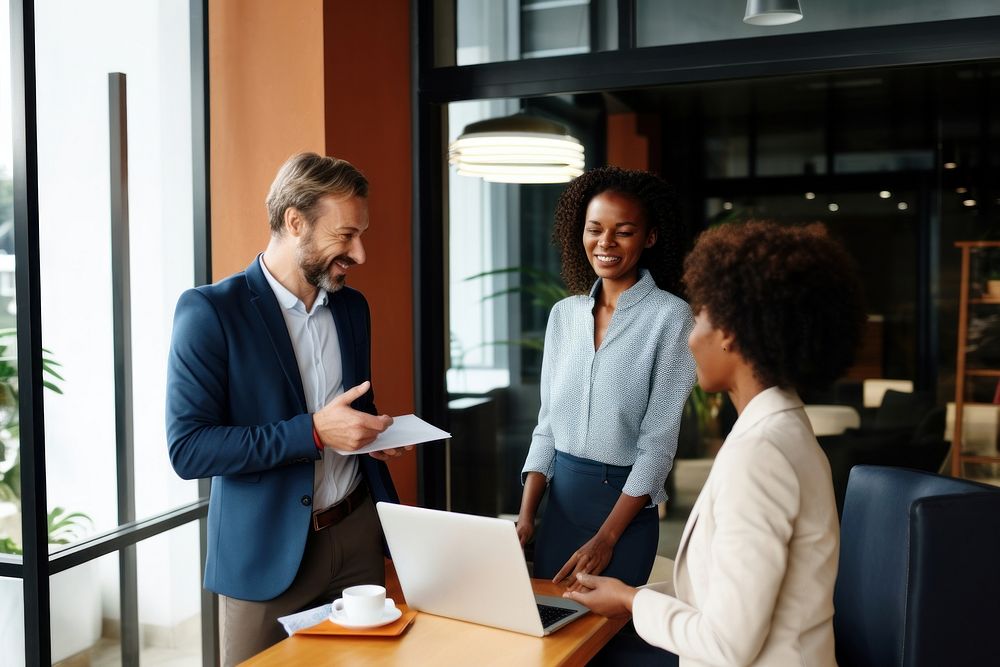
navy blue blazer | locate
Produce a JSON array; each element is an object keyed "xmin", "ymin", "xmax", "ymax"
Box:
[{"xmin": 166, "ymin": 256, "xmax": 398, "ymax": 601}]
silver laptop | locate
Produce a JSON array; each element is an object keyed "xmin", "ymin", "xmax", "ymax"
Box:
[{"xmin": 376, "ymin": 502, "xmax": 588, "ymax": 637}]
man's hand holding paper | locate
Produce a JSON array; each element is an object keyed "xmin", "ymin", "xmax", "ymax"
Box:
[
  {"xmin": 332, "ymin": 413, "xmax": 450, "ymax": 457},
  {"xmin": 312, "ymin": 381, "xmax": 449, "ymax": 460},
  {"xmin": 312, "ymin": 381, "xmax": 394, "ymax": 452}
]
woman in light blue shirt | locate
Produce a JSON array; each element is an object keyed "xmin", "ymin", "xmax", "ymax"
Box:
[{"xmin": 517, "ymin": 166, "xmax": 697, "ymax": 589}]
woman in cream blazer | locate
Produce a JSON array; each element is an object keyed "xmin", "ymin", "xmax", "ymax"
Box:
[{"xmin": 566, "ymin": 221, "xmax": 865, "ymax": 667}]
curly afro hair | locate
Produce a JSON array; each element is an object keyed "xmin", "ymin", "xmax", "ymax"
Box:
[
  {"xmin": 552, "ymin": 166, "xmax": 690, "ymax": 295},
  {"xmin": 683, "ymin": 221, "xmax": 865, "ymax": 394}
]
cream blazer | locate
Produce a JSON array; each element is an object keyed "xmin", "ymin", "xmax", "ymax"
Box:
[{"xmin": 632, "ymin": 387, "xmax": 839, "ymax": 667}]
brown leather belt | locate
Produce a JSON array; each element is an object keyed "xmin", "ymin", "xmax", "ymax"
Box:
[{"xmin": 312, "ymin": 484, "xmax": 368, "ymax": 532}]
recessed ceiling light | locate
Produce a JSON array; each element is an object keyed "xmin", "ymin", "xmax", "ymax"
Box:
[
  {"xmin": 944, "ymin": 162, "xmax": 958, "ymax": 170},
  {"xmin": 956, "ymin": 186, "xmax": 968, "ymax": 194},
  {"xmin": 722, "ymin": 201, "xmax": 734, "ymax": 211},
  {"xmin": 897, "ymin": 202, "xmax": 909, "ymax": 211},
  {"xmin": 828, "ymin": 203, "xmax": 839, "ymax": 212},
  {"xmin": 879, "ymin": 190, "xmax": 891, "ymax": 199},
  {"xmin": 963, "ymin": 199, "xmax": 977, "ymax": 207},
  {"xmin": 804, "ymin": 192, "xmax": 816, "ymax": 200}
]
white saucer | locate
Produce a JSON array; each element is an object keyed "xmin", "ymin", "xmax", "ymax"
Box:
[{"xmin": 329, "ymin": 598, "xmax": 402, "ymax": 629}]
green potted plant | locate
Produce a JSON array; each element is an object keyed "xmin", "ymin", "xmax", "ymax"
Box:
[{"xmin": 0, "ymin": 328, "xmax": 87, "ymax": 554}]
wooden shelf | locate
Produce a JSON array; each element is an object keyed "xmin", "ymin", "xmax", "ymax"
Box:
[
  {"xmin": 955, "ymin": 241, "xmax": 1000, "ymax": 249},
  {"xmin": 965, "ymin": 369, "xmax": 1000, "ymax": 378},
  {"xmin": 960, "ymin": 454, "xmax": 1000, "ymax": 465},
  {"xmin": 953, "ymin": 242, "xmax": 1000, "ymax": 478}
]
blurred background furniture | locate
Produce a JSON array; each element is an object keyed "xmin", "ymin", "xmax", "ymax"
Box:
[
  {"xmin": 834, "ymin": 465, "xmax": 1000, "ymax": 667},
  {"xmin": 815, "ymin": 387, "xmax": 948, "ymax": 515},
  {"xmin": 862, "ymin": 378, "xmax": 914, "ymax": 408},
  {"xmin": 945, "ymin": 402, "xmax": 1000, "ymax": 458},
  {"xmin": 803, "ymin": 405, "xmax": 861, "ymax": 437},
  {"xmin": 447, "ymin": 396, "xmax": 500, "ymax": 516}
]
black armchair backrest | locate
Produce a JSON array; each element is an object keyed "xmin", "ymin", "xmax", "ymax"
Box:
[{"xmin": 834, "ymin": 465, "xmax": 1000, "ymax": 667}]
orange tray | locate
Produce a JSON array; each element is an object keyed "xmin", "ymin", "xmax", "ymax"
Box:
[{"xmin": 296, "ymin": 605, "xmax": 417, "ymax": 637}]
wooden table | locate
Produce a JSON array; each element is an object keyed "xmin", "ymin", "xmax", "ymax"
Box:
[{"xmin": 241, "ymin": 560, "xmax": 628, "ymax": 666}]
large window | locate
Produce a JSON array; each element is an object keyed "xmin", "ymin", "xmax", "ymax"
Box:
[
  {"xmin": 448, "ymin": 0, "xmax": 1000, "ymax": 66},
  {"xmin": 0, "ymin": 1, "xmax": 212, "ymax": 664},
  {"xmin": 454, "ymin": 0, "xmax": 617, "ymax": 66},
  {"xmin": 36, "ymin": 0, "xmax": 198, "ymax": 534}
]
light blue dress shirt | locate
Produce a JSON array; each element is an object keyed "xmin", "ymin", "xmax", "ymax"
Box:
[
  {"xmin": 259, "ymin": 257, "xmax": 359, "ymax": 510},
  {"xmin": 522, "ymin": 269, "xmax": 697, "ymax": 505}
]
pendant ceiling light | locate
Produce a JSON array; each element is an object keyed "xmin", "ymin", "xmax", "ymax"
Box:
[
  {"xmin": 448, "ymin": 113, "xmax": 585, "ymax": 184},
  {"xmin": 743, "ymin": 0, "xmax": 803, "ymax": 26}
]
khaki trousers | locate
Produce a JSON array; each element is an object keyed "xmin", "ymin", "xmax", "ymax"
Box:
[{"xmin": 219, "ymin": 494, "xmax": 384, "ymax": 666}]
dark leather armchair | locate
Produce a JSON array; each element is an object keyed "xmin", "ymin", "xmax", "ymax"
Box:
[
  {"xmin": 834, "ymin": 466, "xmax": 1000, "ymax": 667},
  {"xmin": 819, "ymin": 392, "xmax": 950, "ymax": 516}
]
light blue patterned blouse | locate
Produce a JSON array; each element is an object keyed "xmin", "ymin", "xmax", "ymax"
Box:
[{"xmin": 522, "ymin": 269, "xmax": 697, "ymax": 506}]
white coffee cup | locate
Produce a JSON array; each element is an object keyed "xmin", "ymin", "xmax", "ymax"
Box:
[{"xmin": 340, "ymin": 584, "xmax": 386, "ymax": 624}]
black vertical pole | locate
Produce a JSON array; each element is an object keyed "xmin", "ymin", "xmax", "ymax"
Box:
[
  {"xmin": 189, "ymin": 0, "xmax": 218, "ymax": 662},
  {"xmin": 10, "ymin": 0, "xmax": 49, "ymax": 664},
  {"xmin": 109, "ymin": 72, "xmax": 140, "ymax": 666},
  {"xmin": 413, "ymin": 0, "xmax": 448, "ymax": 509},
  {"xmin": 191, "ymin": 0, "xmax": 211, "ymax": 289}
]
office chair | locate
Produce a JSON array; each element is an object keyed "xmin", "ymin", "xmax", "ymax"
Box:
[{"xmin": 834, "ymin": 465, "xmax": 1000, "ymax": 666}]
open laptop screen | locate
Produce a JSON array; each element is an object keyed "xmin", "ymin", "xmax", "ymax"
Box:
[{"xmin": 376, "ymin": 502, "xmax": 587, "ymax": 637}]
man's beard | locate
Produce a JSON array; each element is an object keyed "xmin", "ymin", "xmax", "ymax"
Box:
[{"xmin": 298, "ymin": 237, "xmax": 352, "ymax": 293}]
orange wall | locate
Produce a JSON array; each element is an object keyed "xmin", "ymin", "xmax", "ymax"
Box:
[
  {"xmin": 209, "ymin": 0, "xmax": 326, "ymax": 279},
  {"xmin": 209, "ymin": 0, "xmax": 417, "ymax": 503},
  {"xmin": 323, "ymin": 1, "xmax": 416, "ymax": 504},
  {"xmin": 607, "ymin": 112, "xmax": 662, "ymax": 174}
]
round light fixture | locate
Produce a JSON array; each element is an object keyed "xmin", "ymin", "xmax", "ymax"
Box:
[
  {"xmin": 804, "ymin": 191, "xmax": 816, "ymax": 200},
  {"xmin": 963, "ymin": 199, "xmax": 977, "ymax": 207},
  {"xmin": 744, "ymin": 0, "xmax": 803, "ymax": 26},
  {"xmin": 448, "ymin": 114, "xmax": 585, "ymax": 184},
  {"xmin": 828, "ymin": 203, "xmax": 839, "ymax": 212},
  {"xmin": 879, "ymin": 190, "xmax": 892, "ymax": 199},
  {"xmin": 897, "ymin": 202, "xmax": 909, "ymax": 211},
  {"xmin": 943, "ymin": 161, "xmax": 958, "ymax": 170},
  {"xmin": 723, "ymin": 201, "xmax": 734, "ymax": 211}
]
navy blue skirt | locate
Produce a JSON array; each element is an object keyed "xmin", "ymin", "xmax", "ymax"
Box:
[{"xmin": 533, "ymin": 450, "xmax": 658, "ymax": 587}]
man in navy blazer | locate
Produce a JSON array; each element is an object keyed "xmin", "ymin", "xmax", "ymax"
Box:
[{"xmin": 166, "ymin": 153, "xmax": 406, "ymax": 665}]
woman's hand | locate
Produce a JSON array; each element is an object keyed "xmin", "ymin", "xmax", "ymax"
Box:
[
  {"xmin": 516, "ymin": 473, "xmax": 547, "ymax": 548},
  {"xmin": 515, "ymin": 516, "xmax": 534, "ymax": 547},
  {"xmin": 553, "ymin": 532, "xmax": 616, "ymax": 591},
  {"xmin": 563, "ymin": 573, "xmax": 636, "ymax": 618}
]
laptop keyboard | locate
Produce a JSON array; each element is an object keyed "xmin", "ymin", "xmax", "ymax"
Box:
[{"xmin": 537, "ymin": 603, "xmax": 576, "ymax": 629}]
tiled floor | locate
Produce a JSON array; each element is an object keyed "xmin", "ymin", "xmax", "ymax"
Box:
[{"xmin": 56, "ymin": 638, "xmax": 201, "ymax": 667}]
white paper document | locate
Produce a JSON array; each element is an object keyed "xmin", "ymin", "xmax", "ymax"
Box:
[
  {"xmin": 332, "ymin": 414, "xmax": 450, "ymax": 456},
  {"xmin": 277, "ymin": 603, "xmax": 332, "ymax": 636}
]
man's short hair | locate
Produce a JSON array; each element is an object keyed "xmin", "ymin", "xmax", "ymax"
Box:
[{"xmin": 265, "ymin": 152, "xmax": 369, "ymax": 233}]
